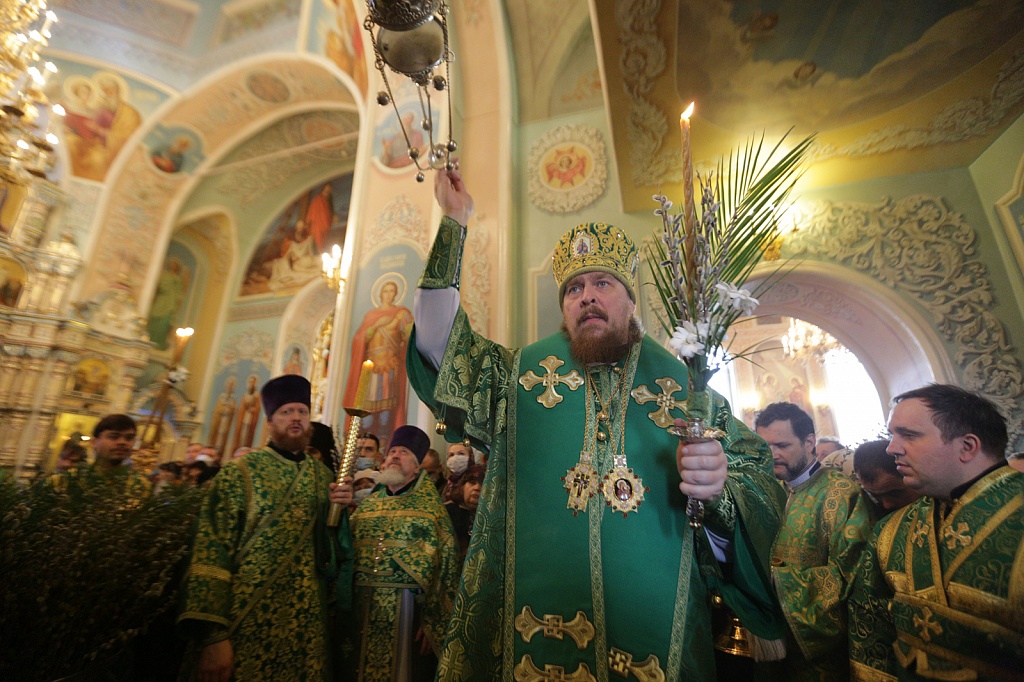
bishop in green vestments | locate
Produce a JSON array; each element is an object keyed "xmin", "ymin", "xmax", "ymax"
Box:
[
  {"xmin": 849, "ymin": 384, "xmax": 1024, "ymax": 681},
  {"xmin": 178, "ymin": 375, "xmax": 341, "ymax": 681},
  {"xmin": 406, "ymin": 170, "xmax": 787, "ymax": 681}
]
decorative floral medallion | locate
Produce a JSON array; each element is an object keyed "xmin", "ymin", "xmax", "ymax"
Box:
[{"xmin": 528, "ymin": 124, "xmax": 607, "ymax": 214}]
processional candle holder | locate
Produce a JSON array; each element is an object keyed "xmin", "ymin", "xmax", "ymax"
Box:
[
  {"xmin": 363, "ymin": 0, "xmax": 457, "ymax": 182},
  {"xmin": 326, "ymin": 359, "xmax": 375, "ymax": 527}
]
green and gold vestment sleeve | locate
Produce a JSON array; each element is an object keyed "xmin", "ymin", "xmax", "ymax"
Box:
[
  {"xmin": 407, "ymin": 308, "xmax": 515, "ymax": 448},
  {"xmin": 848, "ymin": 518, "xmax": 899, "ymax": 681},
  {"xmin": 773, "ymin": 475, "xmax": 873, "ymax": 660},
  {"xmin": 418, "ymin": 216, "xmax": 466, "ymax": 290},
  {"xmin": 177, "ymin": 465, "xmax": 247, "ymax": 638},
  {"xmin": 700, "ymin": 389, "xmax": 789, "ymax": 641}
]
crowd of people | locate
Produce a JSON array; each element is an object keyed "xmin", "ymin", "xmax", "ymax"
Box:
[{"xmin": 19, "ymin": 168, "xmax": 1024, "ymax": 681}]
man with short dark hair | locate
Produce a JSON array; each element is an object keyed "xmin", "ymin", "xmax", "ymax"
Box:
[
  {"xmin": 755, "ymin": 401, "xmax": 872, "ymax": 680},
  {"xmin": 340, "ymin": 424, "xmax": 458, "ymax": 682},
  {"xmin": 53, "ymin": 414, "xmax": 150, "ymax": 500},
  {"xmin": 849, "ymin": 384, "xmax": 1023, "ymax": 681},
  {"xmin": 403, "ymin": 169, "xmax": 786, "ymax": 680},
  {"xmin": 355, "ymin": 432, "xmax": 381, "ymax": 471},
  {"xmin": 178, "ymin": 375, "xmax": 348, "ymax": 681},
  {"xmin": 852, "ymin": 439, "xmax": 919, "ymax": 515}
]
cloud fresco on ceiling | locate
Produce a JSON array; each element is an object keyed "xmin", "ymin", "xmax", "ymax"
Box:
[{"xmin": 675, "ymin": 0, "xmax": 1024, "ymax": 132}]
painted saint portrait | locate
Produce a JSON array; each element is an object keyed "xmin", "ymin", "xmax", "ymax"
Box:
[
  {"xmin": 68, "ymin": 358, "xmax": 110, "ymax": 396},
  {"xmin": 0, "ymin": 257, "xmax": 27, "ymax": 308},
  {"xmin": 320, "ymin": 0, "xmax": 368, "ymax": 95},
  {"xmin": 342, "ymin": 274, "xmax": 414, "ymax": 441},
  {"xmin": 145, "ymin": 125, "xmax": 203, "ymax": 175},
  {"xmin": 60, "ymin": 71, "xmax": 142, "ymax": 182},
  {"xmin": 147, "ymin": 246, "xmax": 195, "ymax": 351},
  {"xmin": 240, "ymin": 175, "xmax": 351, "ymax": 297},
  {"xmin": 282, "ymin": 345, "xmax": 306, "ymax": 376}
]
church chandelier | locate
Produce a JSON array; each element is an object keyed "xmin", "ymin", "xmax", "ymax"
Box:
[
  {"xmin": 781, "ymin": 318, "xmax": 842, "ymax": 365},
  {"xmin": 0, "ymin": 0, "xmax": 62, "ymax": 184}
]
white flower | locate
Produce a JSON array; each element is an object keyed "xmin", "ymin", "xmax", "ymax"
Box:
[
  {"xmin": 669, "ymin": 321, "xmax": 706, "ymax": 359},
  {"xmin": 716, "ymin": 282, "xmax": 759, "ymax": 316}
]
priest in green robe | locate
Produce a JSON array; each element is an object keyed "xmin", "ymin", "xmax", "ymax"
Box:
[
  {"xmin": 178, "ymin": 375, "xmax": 343, "ymax": 681},
  {"xmin": 756, "ymin": 402, "xmax": 874, "ymax": 680},
  {"xmin": 849, "ymin": 384, "xmax": 1024, "ymax": 681},
  {"xmin": 406, "ymin": 169, "xmax": 787, "ymax": 681},
  {"xmin": 348, "ymin": 424, "xmax": 459, "ymax": 682}
]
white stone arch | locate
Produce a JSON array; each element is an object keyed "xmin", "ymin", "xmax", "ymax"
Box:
[{"xmin": 750, "ymin": 261, "xmax": 957, "ymax": 408}]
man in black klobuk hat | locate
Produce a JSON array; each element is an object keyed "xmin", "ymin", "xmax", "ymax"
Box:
[
  {"xmin": 179, "ymin": 375, "xmax": 351, "ymax": 681},
  {"xmin": 333, "ymin": 424, "xmax": 458, "ymax": 682}
]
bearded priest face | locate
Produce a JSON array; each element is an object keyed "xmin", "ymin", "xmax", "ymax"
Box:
[{"xmin": 561, "ymin": 271, "xmax": 642, "ymax": 365}]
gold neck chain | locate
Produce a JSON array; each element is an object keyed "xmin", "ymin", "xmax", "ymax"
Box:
[{"xmin": 587, "ymin": 365, "xmax": 628, "ymax": 422}]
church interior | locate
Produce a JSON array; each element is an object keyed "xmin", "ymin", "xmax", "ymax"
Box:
[{"xmin": 2, "ymin": 0, "xmax": 1023, "ymax": 478}]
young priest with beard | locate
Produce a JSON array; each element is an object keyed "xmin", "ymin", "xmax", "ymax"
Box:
[
  {"xmin": 403, "ymin": 169, "xmax": 787, "ymax": 681},
  {"xmin": 179, "ymin": 375, "xmax": 349, "ymax": 682}
]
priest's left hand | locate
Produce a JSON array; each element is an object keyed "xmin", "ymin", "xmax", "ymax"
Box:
[
  {"xmin": 329, "ymin": 478, "xmax": 354, "ymax": 506},
  {"xmin": 673, "ymin": 418, "xmax": 727, "ymax": 500}
]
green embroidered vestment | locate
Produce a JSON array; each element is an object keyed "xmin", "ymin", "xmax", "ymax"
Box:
[
  {"xmin": 407, "ymin": 218, "xmax": 785, "ymax": 681},
  {"xmin": 177, "ymin": 448, "xmax": 335, "ymax": 681},
  {"xmin": 771, "ymin": 466, "xmax": 873, "ymax": 680},
  {"xmin": 350, "ymin": 471, "xmax": 460, "ymax": 682},
  {"xmin": 849, "ymin": 465, "xmax": 1024, "ymax": 681}
]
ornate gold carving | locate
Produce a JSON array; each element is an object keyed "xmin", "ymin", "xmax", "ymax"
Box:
[
  {"xmin": 630, "ymin": 377, "xmax": 686, "ymax": 428},
  {"xmin": 514, "ymin": 655, "xmax": 595, "ymax": 682},
  {"xmin": 608, "ymin": 648, "xmax": 665, "ymax": 682},
  {"xmin": 912, "ymin": 607, "xmax": 943, "ymax": 643},
  {"xmin": 519, "ymin": 355, "xmax": 585, "ymax": 408},
  {"xmin": 789, "ymin": 195, "xmax": 1024, "ymax": 448},
  {"xmin": 514, "ymin": 606, "xmax": 595, "ymax": 650}
]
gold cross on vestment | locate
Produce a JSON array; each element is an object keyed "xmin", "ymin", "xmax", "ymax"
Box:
[
  {"xmin": 630, "ymin": 377, "xmax": 686, "ymax": 428},
  {"xmin": 913, "ymin": 607, "xmax": 943, "ymax": 643},
  {"xmin": 942, "ymin": 522, "xmax": 972, "ymax": 549},
  {"xmin": 519, "ymin": 355, "xmax": 584, "ymax": 408}
]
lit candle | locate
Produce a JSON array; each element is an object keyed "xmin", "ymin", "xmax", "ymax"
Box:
[
  {"xmin": 354, "ymin": 359, "xmax": 374, "ymax": 409},
  {"xmin": 679, "ymin": 102, "xmax": 697, "ymax": 301}
]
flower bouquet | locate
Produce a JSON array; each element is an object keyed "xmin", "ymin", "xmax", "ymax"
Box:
[{"xmin": 647, "ymin": 132, "xmax": 814, "ymax": 392}]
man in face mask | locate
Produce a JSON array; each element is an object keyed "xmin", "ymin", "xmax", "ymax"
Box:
[{"xmin": 355, "ymin": 432, "xmax": 381, "ymax": 471}]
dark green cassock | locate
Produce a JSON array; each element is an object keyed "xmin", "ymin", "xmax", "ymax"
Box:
[
  {"xmin": 177, "ymin": 447, "xmax": 335, "ymax": 681},
  {"xmin": 848, "ymin": 464, "xmax": 1024, "ymax": 681},
  {"xmin": 406, "ymin": 217, "xmax": 787, "ymax": 682}
]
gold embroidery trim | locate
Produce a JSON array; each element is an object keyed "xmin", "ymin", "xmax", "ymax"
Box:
[
  {"xmin": 629, "ymin": 377, "xmax": 686, "ymax": 428},
  {"xmin": 514, "ymin": 606, "xmax": 595, "ymax": 650},
  {"xmin": 607, "ymin": 648, "xmax": 664, "ymax": 682},
  {"xmin": 190, "ymin": 564, "xmax": 233, "ymax": 582},
  {"xmin": 519, "ymin": 355, "xmax": 585, "ymax": 408},
  {"xmin": 514, "ymin": 655, "xmax": 595, "ymax": 682}
]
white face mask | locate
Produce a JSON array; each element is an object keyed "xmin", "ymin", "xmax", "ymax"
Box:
[
  {"xmin": 354, "ymin": 488, "xmax": 373, "ymax": 505},
  {"xmin": 448, "ymin": 454, "xmax": 469, "ymax": 476},
  {"xmin": 355, "ymin": 457, "xmax": 375, "ymax": 471}
]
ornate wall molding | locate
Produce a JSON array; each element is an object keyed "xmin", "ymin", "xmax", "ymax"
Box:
[
  {"xmin": 614, "ymin": 0, "xmax": 679, "ymax": 188},
  {"xmin": 789, "ymin": 195, "xmax": 1024, "ymax": 446},
  {"xmin": 364, "ymin": 194, "xmax": 430, "ymax": 257},
  {"xmin": 527, "ymin": 124, "xmax": 608, "ymax": 214},
  {"xmin": 462, "ymin": 226, "xmax": 491, "ymax": 334}
]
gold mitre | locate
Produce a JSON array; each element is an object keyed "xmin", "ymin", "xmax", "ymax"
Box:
[{"xmin": 552, "ymin": 222, "xmax": 639, "ymax": 302}]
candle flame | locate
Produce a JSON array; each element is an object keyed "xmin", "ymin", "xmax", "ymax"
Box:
[{"xmin": 681, "ymin": 102, "xmax": 695, "ymax": 120}]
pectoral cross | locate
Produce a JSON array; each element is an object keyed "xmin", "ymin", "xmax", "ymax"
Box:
[
  {"xmin": 520, "ymin": 355, "xmax": 584, "ymax": 408},
  {"xmin": 630, "ymin": 377, "xmax": 687, "ymax": 428}
]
